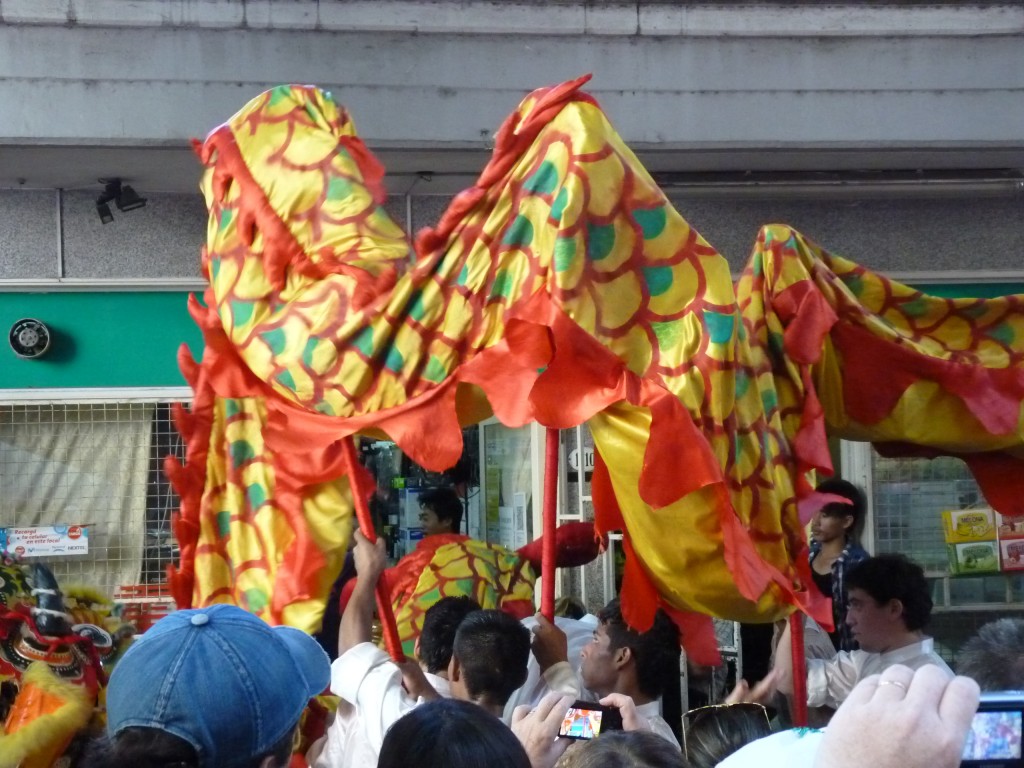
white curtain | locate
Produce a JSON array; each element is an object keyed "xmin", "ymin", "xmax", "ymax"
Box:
[{"xmin": 0, "ymin": 404, "xmax": 153, "ymax": 595}]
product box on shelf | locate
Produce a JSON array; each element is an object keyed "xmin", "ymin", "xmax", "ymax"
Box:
[
  {"xmin": 947, "ymin": 540, "xmax": 1000, "ymax": 576},
  {"xmin": 997, "ymin": 513, "xmax": 1024, "ymax": 539},
  {"xmin": 998, "ymin": 538, "xmax": 1024, "ymax": 572},
  {"xmin": 942, "ymin": 508, "xmax": 996, "ymax": 544},
  {"xmin": 995, "ymin": 512, "xmax": 1024, "ymax": 572}
]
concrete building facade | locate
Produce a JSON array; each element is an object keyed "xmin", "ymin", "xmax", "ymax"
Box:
[{"xmin": 1, "ymin": 1, "xmax": 1022, "ymax": 638}]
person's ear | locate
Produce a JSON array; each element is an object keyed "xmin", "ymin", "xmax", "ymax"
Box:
[
  {"xmin": 414, "ymin": 637, "xmax": 422, "ymax": 660},
  {"xmin": 448, "ymin": 653, "xmax": 462, "ymax": 683},
  {"xmin": 614, "ymin": 645, "xmax": 632, "ymax": 670},
  {"xmin": 887, "ymin": 598, "xmax": 905, "ymax": 622},
  {"xmin": 842, "ymin": 514, "xmax": 855, "ymax": 533}
]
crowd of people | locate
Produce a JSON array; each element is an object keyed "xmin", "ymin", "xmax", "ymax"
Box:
[{"xmin": 77, "ymin": 483, "xmax": 1022, "ymax": 768}]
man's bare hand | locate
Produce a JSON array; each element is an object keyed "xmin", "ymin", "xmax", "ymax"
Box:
[
  {"xmin": 530, "ymin": 613, "xmax": 569, "ymax": 673},
  {"xmin": 725, "ymin": 668, "xmax": 781, "ymax": 705},
  {"xmin": 599, "ymin": 692, "xmax": 651, "ymax": 733},
  {"xmin": 352, "ymin": 529, "xmax": 387, "ymax": 582},
  {"xmin": 398, "ymin": 659, "xmax": 440, "ymax": 701},
  {"xmin": 511, "ymin": 692, "xmax": 575, "ymax": 768},
  {"xmin": 815, "ymin": 664, "xmax": 979, "ymax": 768}
]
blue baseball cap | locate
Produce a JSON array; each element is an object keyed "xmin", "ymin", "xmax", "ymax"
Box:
[{"xmin": 107, "ymin": 604, "xmax": 330, "ymax": 768}]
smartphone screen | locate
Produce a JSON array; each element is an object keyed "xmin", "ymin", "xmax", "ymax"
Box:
[
  {"xmin": 962, "ymin": 710, "xmax": 1024, "ymax": 761},
  {"xmin": 559, "ymin": 704, "xmax": 606, "ymax": 740}
]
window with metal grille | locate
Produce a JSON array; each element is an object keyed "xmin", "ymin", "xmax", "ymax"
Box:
[
  {"xmin": 868, "ymin": 448, "xmax": 1024, "ymax": 664},
  {"xmin": 0, "ymin": 400, "xmax": 185, "ymax": 601}
]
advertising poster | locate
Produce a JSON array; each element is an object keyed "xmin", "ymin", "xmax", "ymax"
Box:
[{"xmin": 0, "ymin": 525, "xmax": 89, "ymax": 557}]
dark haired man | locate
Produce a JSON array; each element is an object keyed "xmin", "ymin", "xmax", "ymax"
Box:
[
  {"xmin": 380, "ymin": 698, "xmax": 533, "ymax": 768},
  {"xmin": 448, "ymin": 609, "xmax": 531, "ymax": 716},
  {"xmin": 312, "ymin": 531, "xmax": 529, "ymax": 768},
  {"xmin": 418, "ymin": 487, "xmax": 464, "ymax": 536},
  {"xmin": 416, "ymin": 595, "xmax": 482, "ymax": 697},
  {"xmin": 776, "ymin": 553, "xmax": 953, "ymax": 710},
  {"xmin": 578, "ymin": 598, "xmax": 681, "ymax": 746}
]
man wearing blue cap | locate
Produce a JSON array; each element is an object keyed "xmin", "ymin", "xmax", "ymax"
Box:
[{"xmin": 84, "ymin": 603, "xmax": 331, "ymax": 768}]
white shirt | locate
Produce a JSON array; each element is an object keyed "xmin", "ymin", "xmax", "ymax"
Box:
[
  {"xmin": 312, "ymin": 643, "xmax": 447, "ymax": 768},
  {"xmin": 502, "ymin": 615, "xmax": 596, "ymax": 722},
  {"xmin": 427, "ymin": 672, "xmax": 451, "ymax": 699},
  {"xmin": 803, "ymin": 616, "xmax": 839, "ymax": 662},
  {"xmin": 635, "ymin": 699, "xmax": 680, "ymax": 748},
  {"xmin": 806, "ymin": 636, "xmax": 953, "ymax": 709}
]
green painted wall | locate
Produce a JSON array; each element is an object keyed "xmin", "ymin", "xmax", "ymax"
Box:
[
  {"xmin": 1, "ymin": 282, "xmax": 1021, "ymax": 391},
  {"xmin": 1, "ymin": 292, "xmax": 203, "ymax": 389}
]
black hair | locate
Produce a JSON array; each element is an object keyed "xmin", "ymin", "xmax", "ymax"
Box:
[
  {"xmin": 957, "ymin": 618, "xmax": 1024, "ymax": 691},
  {"xmin": 418, "ymin": 596, "xmax": 481, "ymax": 674},
  {"xmin": 683, "ymin": 704, "xmax": 772, "ymax": 768},
  {"xmin": 418, "ymin": 487, "xmax": 464, "ymax": 533},
  {"xmin": 452, "ymin": 609, "xmax": 529, "ymax": 706},
  {"xmin": 81, "ymin": 725, "xmax": 295, "ymax": 768},
  {"xmin": 558, "ymin": 730, "xmax": 685, "ymax": 768},
  {"xmin": 815, "ymin": 478, "xmax": 867, "ymax": 541},
  {"xmin": 81, "ymin": 728, "xmax": 198, "ymax": 768},
  {"xmin": 555, "ymin": 595, "xmax": 588, "ymax": 621},
  {"xmin": 844, "ymin": 554, "xmax": 933, "ymax": 631},
  {"xmin": 597, "ymin": 599, "xmax": 681, "ymax": 701},
  {"xmin": 378, "ymin": 698, "xmax": 530, "ymax": 768}
]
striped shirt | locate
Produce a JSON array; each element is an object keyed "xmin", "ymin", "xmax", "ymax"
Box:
[{"xmin": 809, "ymin": 539, "xmax": 869, "ymax": 652}]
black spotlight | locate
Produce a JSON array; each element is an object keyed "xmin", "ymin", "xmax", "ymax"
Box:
[
  {"xmin": 96, "ymin": 178, "xmax": 147, "ymax": 223},
  {"xmin": 96, "ymin": 200, "xmax": 115, "ymax": 225},
  {"xmin": 116, "ymin": 184, "xmax": 146, "ymax": 212}
]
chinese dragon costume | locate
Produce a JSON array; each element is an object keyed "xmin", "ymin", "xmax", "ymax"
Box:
[{"xmin": 165, "ymin": 75, "xmax": 1024, "ymax": 665}]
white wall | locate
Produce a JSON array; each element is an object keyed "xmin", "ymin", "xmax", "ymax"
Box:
[
  {"xmin": 0, "ymin": 2, "xmax": 1020, "ymax": 157},
  {"xmin": 2, "ymin": 189, "xmax": 1021, "ymax": 281}
]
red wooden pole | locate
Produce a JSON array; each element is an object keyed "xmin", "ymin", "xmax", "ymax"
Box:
[
  {"xmin": 789, "ymin": 612, "xmax": 808, "ymax": 726},
  {"xmin": 341, "ymin": 436, "xmax": 405, "ymax": 662},
  {"xmin": 541, "ymin": 428, "xmax": 559, "ymax": 621}
]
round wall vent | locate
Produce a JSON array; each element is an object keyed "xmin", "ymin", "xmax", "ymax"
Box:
[{"xmin": 9, "ymin": 318, "xmax": 51, "ymax": 359}]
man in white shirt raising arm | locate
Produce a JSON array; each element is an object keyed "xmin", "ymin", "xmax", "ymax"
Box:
[{"xmin": 775, "ymin": 553, "xmax": 953, "ymax": 711}]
